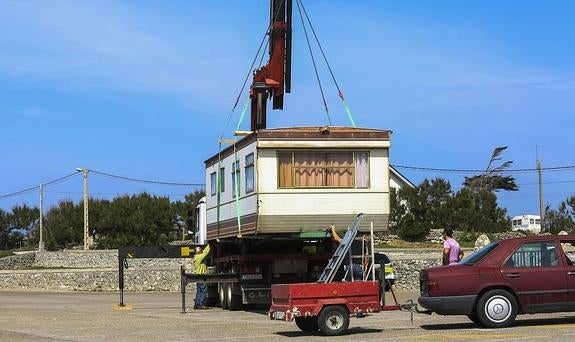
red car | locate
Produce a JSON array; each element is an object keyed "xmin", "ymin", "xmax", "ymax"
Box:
[{"xmin": 418, "ymin": 235, "xmax": 575, "ymax": 328}]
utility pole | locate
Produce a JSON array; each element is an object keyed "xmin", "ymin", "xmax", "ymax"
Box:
[
  {"xmin": 536, "ymin": 146, "xmax": 545, "ymax": 232},
  {"xmin": 39, "ymin": 183, "xmax": 44, "ymax": 252},
  {"xmin": 77, "ymin": 167, "xmax": 89, "ymax": 250}
]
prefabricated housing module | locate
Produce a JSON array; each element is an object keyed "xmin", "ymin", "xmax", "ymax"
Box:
[{"xmin": 203, "ymin": 126, "xmax": 392, "ymax": 239}]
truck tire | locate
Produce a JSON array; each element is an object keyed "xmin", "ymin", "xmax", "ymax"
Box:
[
  {"xmin": 476, "ymin": 289, "xmax": 518, "ymax": 328},
  {"xmin": 295, "ymin": 317, "xmax": 319, "ymax": 332},
  {"xmin": 218, "ymin": 284, "xmax": 229, "ymax": 309},
  {"xmin": 317, "ymin": 306, "xmax": 349, "ymax": 336},
  {"xmin": 227, "ymin": 284, "xmax": 242, "ymax": 311}
]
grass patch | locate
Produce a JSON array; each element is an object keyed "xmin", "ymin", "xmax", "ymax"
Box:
[{"xmin": 0, "ymin": 251, "xmax": 15, "ymax": 258}]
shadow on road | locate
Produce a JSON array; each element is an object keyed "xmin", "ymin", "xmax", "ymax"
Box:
[
  {"xmin": 275, "ymin": 327, "xmax": 383, "ymax": 337},
  {"xmin": 421, "ymin": 315, "xmax": 575, "ymax": 330}
]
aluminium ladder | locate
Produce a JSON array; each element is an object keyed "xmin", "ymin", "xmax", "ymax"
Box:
[{"xmin": 317, "ymin": 213, "xmax": 364, "ymax": 283}]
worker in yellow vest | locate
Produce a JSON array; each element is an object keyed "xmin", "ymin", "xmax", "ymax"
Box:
[{"xmin": 193, "ymin": 244, "xmax": 211, "ymax": 309}]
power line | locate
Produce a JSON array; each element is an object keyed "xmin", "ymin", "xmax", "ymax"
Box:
[
  {"xmin": 46, "ymin": 191, "xmax": 194, "ymax": 197},
  {"xmin": 90, "ymin": 169, "xmax": 203, "ymax": 187},
  {"xmin": 0, "ymin": 172, "xmax": 80, "ymax": 200},
  {"xmin": 0, "ymin": 185, "xmax": 39, "ymax": 199},
  {"xmin": 392, "ymin": 164, "xmax": 575, "ymax": 174}
]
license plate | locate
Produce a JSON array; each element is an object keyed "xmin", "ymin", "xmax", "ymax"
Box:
[
  {"xmin": 241, "ymin": 274, "xmax": 263, "ymax": 280},
  {"xmin": 273, "ymin": 311, "xmax": 285, "ymax": 320}
]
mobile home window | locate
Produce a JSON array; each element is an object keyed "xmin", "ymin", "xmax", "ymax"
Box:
[
  {"xmin": 219, "ymin": 167, "xmax": 225, "ymax": 193},
  {"xmin": 232, "ymin": 160, "xmax": 240, "ymax": 198},
  {"xmin": 245, "ymin": 153, "xmax": 254, "ymax": 193},
  {"xmin": 210, "ymin": 172, "xmax": 217, "ymax": 196},
  {"xmin": 278, "ymin": 152, "xmax": 370, "ymax": 189},
  {"xmin": 210, "ymin": 169, "xmax": 225, "ymax": 195}
]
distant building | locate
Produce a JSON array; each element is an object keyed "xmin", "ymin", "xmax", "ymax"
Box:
[{"xmin": 511, "ymin": 214, "xmax": 541, "ymax": 233}]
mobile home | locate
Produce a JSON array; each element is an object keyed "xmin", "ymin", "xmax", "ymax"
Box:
[
  {"xmin": 511, "ymin": 214, "xmax": 541, "ymax": 233},
  {"xmin": 204, "ymin": 126, "xmax": 392, "ymax": 239}
]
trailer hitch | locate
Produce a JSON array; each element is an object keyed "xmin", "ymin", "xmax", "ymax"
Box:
[{"xmin": 400, "ymin": 299, "xmax": 431, "ymax": 325}]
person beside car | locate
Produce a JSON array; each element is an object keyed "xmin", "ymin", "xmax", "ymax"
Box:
[{"xmin": 442, "ymin": 227, "xmax": 463, "ymax": 266}]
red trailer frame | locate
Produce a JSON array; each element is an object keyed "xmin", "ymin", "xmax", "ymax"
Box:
[{"xmin": 269, "ymin": 280, "xmax": 403, "ymax": 336}]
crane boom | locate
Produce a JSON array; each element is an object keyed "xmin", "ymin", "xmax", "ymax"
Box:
[{"xmin": 250, "ymin": 0, "xmax": 292, "ymax": 131}]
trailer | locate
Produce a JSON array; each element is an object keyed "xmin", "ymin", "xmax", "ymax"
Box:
[
  {"xmin": 269, "ymin": 281, "xmax": 381, "ymax": 335},
  {"xmin": 267, "ymin": 215, "xmax": 420, "ymax": 336}
]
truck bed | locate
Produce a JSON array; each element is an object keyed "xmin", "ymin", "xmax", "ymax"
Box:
[{"xmin": 269, "ymin": 281, "xmax": 381, "ymax": 321}]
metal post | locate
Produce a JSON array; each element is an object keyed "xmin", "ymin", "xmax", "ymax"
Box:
[
  {"xmin": 81, "ymin": 168, "xmax": 89, "ymax": 250},
  {"xmin": 39, "ymin": 183, "xmax": 44, "ymax": 252},
  {"xmin": 536, "ymin": 146, "xmax": 545, "ymax": 232},
  {"xmin": 370, "ymin": 222, "xmax": 375, "ymax": 282},
  {"xmin": 118, "ymin": 257, "xmax": 125, "ymax": 306},
  {"xmin": 537, "ymin": 159, "xmax": 545, "ymax": 231}
]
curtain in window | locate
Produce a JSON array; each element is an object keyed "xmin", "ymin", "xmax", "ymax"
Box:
[
  {"xmin": 294, "ymin": 153, "xmax": 325, "ymax": 187},
  {"xmin": 355, "ymin": 152, "xmax": 369, "ymax": 188},
  {"xmin": 326, "ymin": 153, "xmax": 353, "ymax": 186},
  {"xmin": 278, "ymin": 153, "xmax": 293, "ymax": 188}
]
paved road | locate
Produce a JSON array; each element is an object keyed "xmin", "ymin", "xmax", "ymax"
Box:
[{"xmin": 2, "ymin": 290, "xmax": 575, "ymax": 341}]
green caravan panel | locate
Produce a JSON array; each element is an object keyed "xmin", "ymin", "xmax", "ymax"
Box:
[{"xmin": 299, "ymin": 231, "xmax": 330, "ymax": 239}]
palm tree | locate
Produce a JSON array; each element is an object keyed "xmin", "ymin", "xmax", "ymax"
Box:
[{"xmin": 463, "ymin": 146, "xmax": 518, "ymax": 192}]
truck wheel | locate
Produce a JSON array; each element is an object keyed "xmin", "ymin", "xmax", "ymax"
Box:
[
  {"xmin": 317, "ymin": 306, "xmax": 349, "ymax": 336},
  {"xmin": 218, "ymin": 284, "xmax": 229, "ymax": 309},
  {"xmin": 295, "ymin": 317, "xmax": 319, "ymax": 332},
  {"xmin": 227, "ymin": 284, "xmax": 242, "ymax": 311},
  {"xmin": 206, "ymin": 283, "xmax": 218, "ymax": 307},
  {"xmin": 476, "ymin": 289, "xmax": 517, "ymax": 328}
]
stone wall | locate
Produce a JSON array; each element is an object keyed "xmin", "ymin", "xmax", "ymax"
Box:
[
  {"xmin": 0, "ymin": 249, "xmax": 439, "ymax": 291},
  {"xmin": 0, "ymin": 250, "xmax": 186, "ymax": 291}
]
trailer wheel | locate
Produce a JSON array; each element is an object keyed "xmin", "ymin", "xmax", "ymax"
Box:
[
  {"xmin": 295, "ymin": 317, "xmax": 319, "ymax": 332},
  {"xmin": 218, "ymin": 284, "xmax": 229, "ymax": 309},
  {"xmin": 317, "ymin": 306, "xmax": 349, "ymax": 336}
]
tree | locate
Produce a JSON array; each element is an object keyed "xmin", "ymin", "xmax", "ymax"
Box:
[
  {"xmin": 6, "ymin": 205, "xmax": 39, "ymax": 249},
  {"xmin": 463, "ymin": 146, "xmax": 518, "ymax": 192},
  {"xmin": 461, "ymin": 146, "xmax": 517, "ymax": 232},
  {"xmin": 0, "ymin": 209, "xmax": 10, "ymax": 250},
  {"xmin": 390, "ymin": 178, "xmax": 454, "ymax": 240},
  {"xmin": 450, "ymin": 188, "xmax": 509, "ymax": 233},
  {"xmin": 91, "ymin": 193, "xmax": 181, "ymax": 249},
  {"xmin": 44, "ymin": 200, "xmax": 83, "ymax": 250},
  {"xmin": 545, "ymin": 196, "xmax": 575, "ymax": 234}
]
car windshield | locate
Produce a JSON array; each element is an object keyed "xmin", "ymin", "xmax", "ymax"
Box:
[{"xmin": 459, "ymin": 241, "xmax": 500, "ymax": 266}]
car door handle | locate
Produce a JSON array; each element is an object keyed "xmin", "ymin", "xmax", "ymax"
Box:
[
  {"xmin": 506, "ymin": 273, "xmax": 521, "ymax": 278},
  {"xmin": 567, "ymin": 271, "xmax": 575, "ymax": 276}
]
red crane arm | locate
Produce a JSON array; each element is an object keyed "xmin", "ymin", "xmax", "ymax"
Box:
[{"xmin": 250, "ymin": 0, "xmax": 292, "ymax": 131}]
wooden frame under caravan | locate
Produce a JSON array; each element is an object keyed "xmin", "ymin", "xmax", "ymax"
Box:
[{"xmin": 204, "ymin": 126, "xmax": 392, "ymax": 240}]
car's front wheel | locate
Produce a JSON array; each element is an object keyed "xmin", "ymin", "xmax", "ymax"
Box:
[
  {"xmin": 476, "ymin": 289, "xmax": 518, "ymax": 328},
  {"xmin": 467, "ymin": 313, "xmax": 482, "ymax": 325}
]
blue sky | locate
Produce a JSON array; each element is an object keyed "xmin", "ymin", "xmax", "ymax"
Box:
[{"xmin": 1, "ymin": 0, "xmax": 574, "ymax": 218}]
